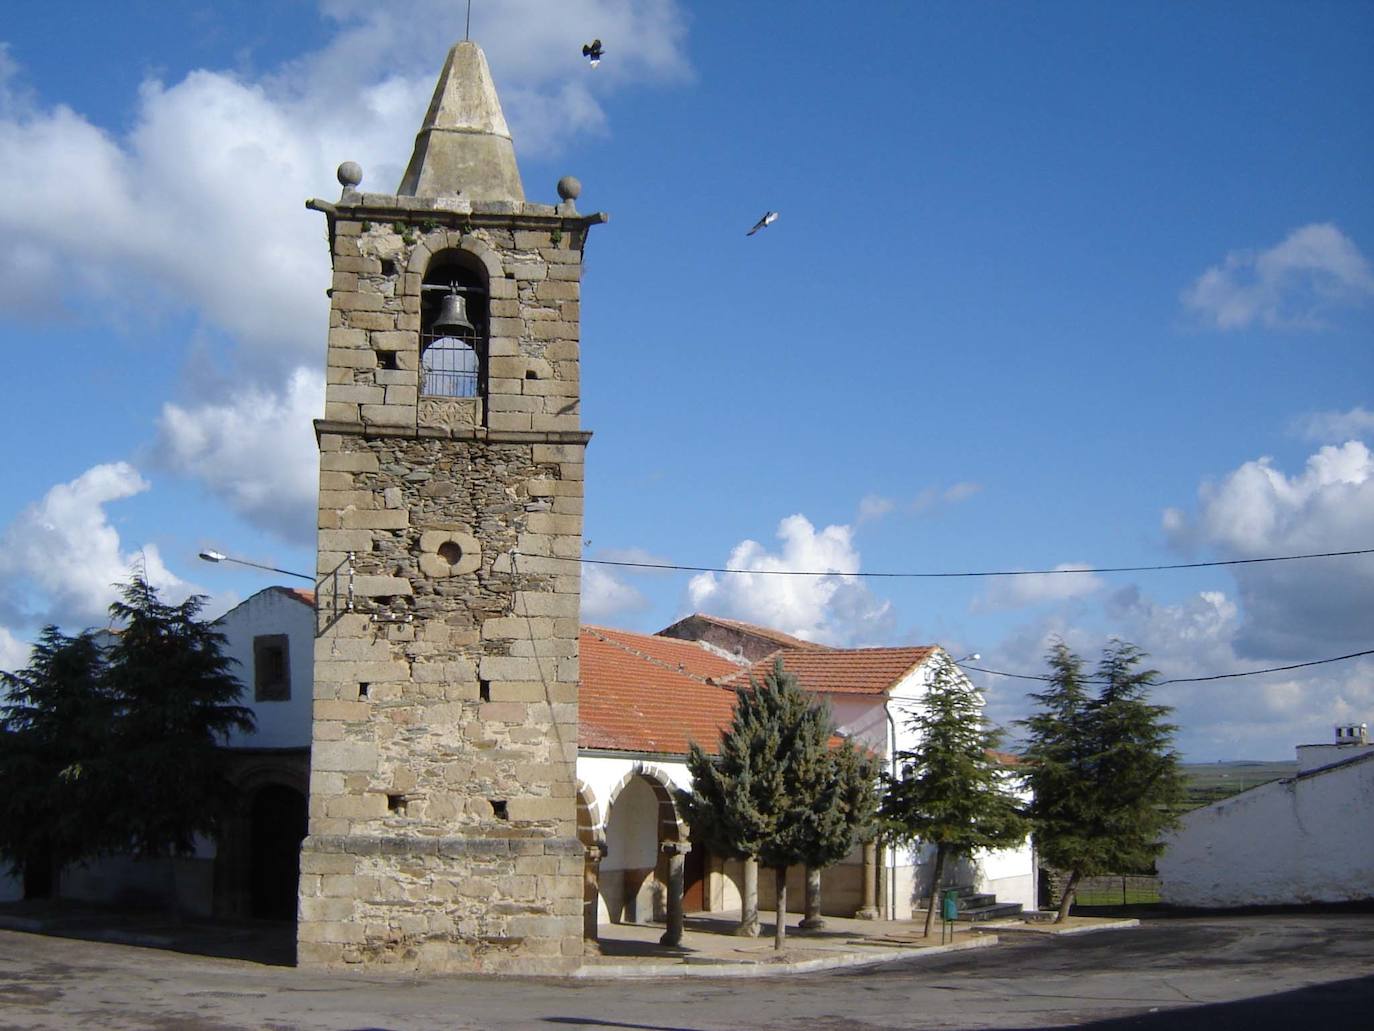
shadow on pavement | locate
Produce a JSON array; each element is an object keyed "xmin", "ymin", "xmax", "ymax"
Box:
[
  {"xmin": 0, "ymin": 899, "xmax": 296, "ymax": 966},
  {"xmin": 1027, "ymin": 973, "xmax": 1374, "ymax": 1030}
]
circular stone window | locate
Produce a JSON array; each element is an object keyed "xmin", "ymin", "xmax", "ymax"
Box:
[{"xmin": 418, "ymin": 530, "xmax": 481, "ymax": 578}]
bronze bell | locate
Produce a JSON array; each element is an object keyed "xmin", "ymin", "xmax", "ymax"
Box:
[{"xmin": 433, "ymin": 289, "xmax": 475, "ymax": 335}]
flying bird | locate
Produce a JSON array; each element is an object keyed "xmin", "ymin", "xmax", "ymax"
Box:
[
  {"xmin": 746, "ymin": 211, "xmax": 779, "ymax": 236},
  {"xmin": 582, "ymin": 39, "xmax": 605, "ymax": 67}
]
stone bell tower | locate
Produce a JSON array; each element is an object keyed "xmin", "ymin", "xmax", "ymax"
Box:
[{"xmin": 297, "ymin": 40, "xmax": 604, "ymax": 973}]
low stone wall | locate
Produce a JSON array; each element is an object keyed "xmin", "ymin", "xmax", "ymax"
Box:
[{"xmin": 298, "ymin": 833, "xmax": 584, "ymax": 972}]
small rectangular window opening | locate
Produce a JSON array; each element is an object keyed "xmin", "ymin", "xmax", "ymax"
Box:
[
  {"xmin": 490, "ymin": 800, "xmax": 508, "ymax": 820},
  {"xmin": 479, "ymin": 679, "xmax": 491, "ymax": 701},
  {"xmin": 358, "ymin": 682, "xmax": 370, "ymax": 699},
  {"xmin": 253, "ymin": 634, "xmax": 290, "ymax": 702},
  {"xmin": 387, "ymin": 794, "xmax": 408, "ymax": 814}
]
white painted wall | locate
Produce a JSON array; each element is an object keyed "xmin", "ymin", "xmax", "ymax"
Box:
[
  {"xmin": 823, "ymin": 660, "xmax": 1037, "ymax": 917},
  {"xmin": 1296, "ymin": 740, "xmax": 1374, "ymax": 773},
  {"xmin": 216, "ymin": 589, "xmax": 315, "ymax": 749},
  {"xmin": 1159, "ymin": 754, "xmax": 1374, "ymax": 907}
]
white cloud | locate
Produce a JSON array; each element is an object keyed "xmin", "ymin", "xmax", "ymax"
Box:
[
  {"xmin": 910, "ymin": 481, "xmax": 983, "ymax": 514},
  {"xmin": 1164, "ymin": 442, "xmax": 1374, "ymax": 659},
  {"xmin": 0, "ymin": 2, "xmax": 691, "ymax": 543},
  {"xmin": 856, "ymin": 494, "xmax": 895, "ymax": 524},
  {"xmin": 686, "ymin": 514, "xmax": 893, "ymax": 646},
  {"xmin": 1291, "ymin": 406, "xmax": 1374, "ymax": 444},
  {"xmin": 976, "ymin": 586, "xmax": 1374, "ymax": 760},
  {"xmin": 1182, "ymin": 223, "xmax": 1374, "ymax": 330},
  {"xmin": 973, "ymin": 564, "xmax": 1104, "ymax": 613},
  {"xmin": 0, "ymin": 626, "xmax": 30, "ymax": 674},
  {"xmin": 858, "ymin": 483, "xmax": 982, "ymax": 525},
  {"xmin": 156, "ymin": 368, "xmax": 325, "ymax": 545},
  {"xmin": 0, "ymin": 463, "xmax": 187, "ymax": 629},
  {"xmin": 581, "ymin": 565, "xmax": 650, "ymax": 623}
]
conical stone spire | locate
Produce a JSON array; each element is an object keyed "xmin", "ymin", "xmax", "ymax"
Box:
[{"xmin": 397, "ymin": 40, "xmax": 525, "ymax": 203}]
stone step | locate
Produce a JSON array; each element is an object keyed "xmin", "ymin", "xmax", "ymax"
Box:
[{"xmin": 916, "ymin": 889, "xmax": 1024, "ymax": 923}]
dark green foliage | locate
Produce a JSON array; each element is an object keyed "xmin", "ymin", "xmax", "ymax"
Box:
[
  {"xmin": 0, "ymin": 628, "xmax": 119, "ymax": 887},
  {"xmin": 879, "ymin": 659, "xmax": 1027, "ymax": 934},
  {"xmin": 1018, "ymin": 640, "xmax": 1184, "ymax": 920},
  {"xmin": 0, "ymin": 573, "xmax": 255, "ymax": 890},
  {"xmin": 104, "ymin": 574, "xmax": 255, "ymax": 859},
  {"xmin": 677, "ymin": 660, "xmax": 877, "ymax": 947}
]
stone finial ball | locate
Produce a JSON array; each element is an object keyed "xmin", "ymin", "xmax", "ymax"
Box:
[
  {"xmin": 337, "ymin": 161, "xmax": 364, "ymax": 188},
  {"xmin": 556, "ymin": 176, "xmax": 582, "ymax": 201}
]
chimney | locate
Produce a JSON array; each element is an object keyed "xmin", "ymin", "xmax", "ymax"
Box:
[{"xmin": 1335, "ymin": 722, "xmax": 1369, "ymax": 745}]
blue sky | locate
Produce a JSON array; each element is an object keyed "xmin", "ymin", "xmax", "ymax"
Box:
[{"xmin": 1, "ymin": 1, "xmax": 1371, "ymax": 760}]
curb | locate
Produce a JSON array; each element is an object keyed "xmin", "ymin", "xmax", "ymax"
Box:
[
  {"xmin": 572, "ymin": 932, "xmax": 997, "ymax": 979},
  {"xmin": 992, "ymin": 918, "xmax": 1140, "ymax": 936}
]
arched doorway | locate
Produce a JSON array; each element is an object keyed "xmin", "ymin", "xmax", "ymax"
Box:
[{"xmin": 249, "ymin": 784, "xmax": 307, "ymax": 920}]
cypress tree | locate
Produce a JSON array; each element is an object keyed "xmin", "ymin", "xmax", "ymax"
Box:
[
  {"xmin": 0, "ymin": 628, "xmax": 118, "ymax": 895},
  {"xmin": 679, "ymin": 660, "xmax": 869, "ymax": 949},
  {"xmin": 880, "ymin": 658, "xmax": 1027, "ymax": 937},
  {"xmin": 1019, "ymin": 639, "xmax": 1183, "ymax": 921},
  {"xmin": 103, "ymin": 573, "xmax": 254, "ymax": 906}
]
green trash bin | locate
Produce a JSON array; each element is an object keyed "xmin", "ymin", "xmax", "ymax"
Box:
[{"xmin": 941, "ymin": 888, "xmax": 959, "ymax": 922}]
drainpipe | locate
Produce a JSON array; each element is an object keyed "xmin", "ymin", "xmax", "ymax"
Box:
[{"xmin": 885, "ymin": 698, "xmax": 898, "ymax": 920}]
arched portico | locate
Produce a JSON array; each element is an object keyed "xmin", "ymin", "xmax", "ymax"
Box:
[
  {"xmin": 213, "ymin": 751, "xmax": 309, "ymax": 919},
  {"xmin": 599, "ymin": 763, "xmax": 691, "ymax": 943}
]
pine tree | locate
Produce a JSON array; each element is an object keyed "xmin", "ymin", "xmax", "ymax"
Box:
[
  {"xmin": 678, "ymin": 660, "xmax": 868, "ymax": 949},
  {"xmin": 879, "ymin": 658, "xmax": 1027, "ymax": 937},
  {"xmin": 103, "ymin": 574, "xmax": 255, "ymax": 881},
  {"xmin": 1019, "ymin": 639, "xmax": 1183, "ymax": 921},
  {"xmin": 1091, "ymin": 641, "xmax": 1185, "ymax": 874},
  {"xmin": 0, "ymin": 628, "xmax": 117, "ymax": 894}
]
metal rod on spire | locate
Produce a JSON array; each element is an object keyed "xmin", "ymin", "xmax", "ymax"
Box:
[{"xmin": 465, "ymin": 0, "xmax": 472, "ymax": 41}]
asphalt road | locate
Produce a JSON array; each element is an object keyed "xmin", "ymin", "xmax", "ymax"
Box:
[{"xmin": 0, "ymin": 914, "xmax": 1371, "ymax": 1029}]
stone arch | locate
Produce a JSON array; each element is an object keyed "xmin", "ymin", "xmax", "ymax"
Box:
[
  {"xmin": 406, "ymin": 233, "xmax": 505, "ymax": 280},
  {"xmin": 604, "ymin": 762, "xmax": 687, "ymax": 843},
  {"xmin": 213, "ymin": 753, "xmax": 310, "ymax": 919},
  {"xmin": 575, "ymin": 779, "xmax": 604, "ymax": 847}
]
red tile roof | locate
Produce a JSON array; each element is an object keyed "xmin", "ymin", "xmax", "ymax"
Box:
[
  {"xmin": 674, "ymin": 613, "xmax": 832, "ymax": 652},
  {"xmin": 583, "ymin": 625, "xmax": 745, "ymax": 682},
  {"xmin": 723, "ymin": 646, "xmax": 938, "ymax": 696},
  {"xmin": 578, "ymin": 627, "xmax": 740, "ymax": 756}
]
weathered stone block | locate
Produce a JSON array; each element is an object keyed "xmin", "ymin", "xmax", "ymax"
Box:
[
  {"xmin": 361, "ymin": 404, "xmax": 416, "ymax": 427},
  {"xmin": 312, "ymin": 741, "xmax": 378, "ymax": 772}
]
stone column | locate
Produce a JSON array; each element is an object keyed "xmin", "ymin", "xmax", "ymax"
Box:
[
  {"xmin": 800, "ymin": 866, "xmax": 826, "ymax": 929},
  {"xmin": 583, "ymin": 842, "xmax": 606, "ymax": 946},
  {"xmin": 735, "ymin": 856, "xmax": 760, "ymax": 937},
  {"xmin": 659, "ymin": 841, "xmax": 691, "ymax": 946},
  {"xmin": 854, "ymin": 840, "xmax": 879, "ymax": 919},
  {"xmin": 877, "ymin": 843, "xmax": 891, "ymax": 920}
]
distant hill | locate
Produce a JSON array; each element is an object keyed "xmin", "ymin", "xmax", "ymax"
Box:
[{"xmin": 1179, "ymin": 760, "xmax": 1299, "ymax": 811}]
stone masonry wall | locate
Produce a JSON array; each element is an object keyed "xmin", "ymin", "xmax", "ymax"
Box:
[{"xmin": 299, "ymin": 195, "xmax": 593, "ymax": 973}]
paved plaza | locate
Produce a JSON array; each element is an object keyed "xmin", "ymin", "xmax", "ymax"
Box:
[{"xmin": 0, "ymin": 908, "xmax": 1371, "ymax": 1028}]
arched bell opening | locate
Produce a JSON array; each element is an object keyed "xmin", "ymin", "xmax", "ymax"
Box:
[{"xmin": 420, "ymin": 251, "xmax": 489, "ymax": 401}]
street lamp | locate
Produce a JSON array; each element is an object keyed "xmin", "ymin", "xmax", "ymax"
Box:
[{"xmin": 198, "ymin": 549, "xmax": 313, "ymax": 582}]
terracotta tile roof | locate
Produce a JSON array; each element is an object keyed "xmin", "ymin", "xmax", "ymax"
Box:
[
  {"xmin": 283, "ymin": 588, "xmax": 316, "ymax": 606},
  {"xmin": 674, "ymin": 613, "xmax": 832, "ymax": 652},
  {"xmin": 723, "ymin": 646, "xmax": 938, "ymax": 696},
  {"xmin": 583, "ymin": 625, "xmax": 745, "ymax": 682},
  {"xmin": 578, "ymin": 627, "xmax": 740, "ymax": 756}
]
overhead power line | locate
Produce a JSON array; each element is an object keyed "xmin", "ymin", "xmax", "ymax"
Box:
[
  {"xmin": 572, "ymin": 546, "xmax": 1374, "ymax": 580},
  {"xmin": 959, "ymin": 648, "xmax": 1374, "ymax": 686}
]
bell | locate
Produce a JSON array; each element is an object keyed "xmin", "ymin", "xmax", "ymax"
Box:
[{"xmin": 433, "ymin": 289, "xmax": 475, "ymax": 335}]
